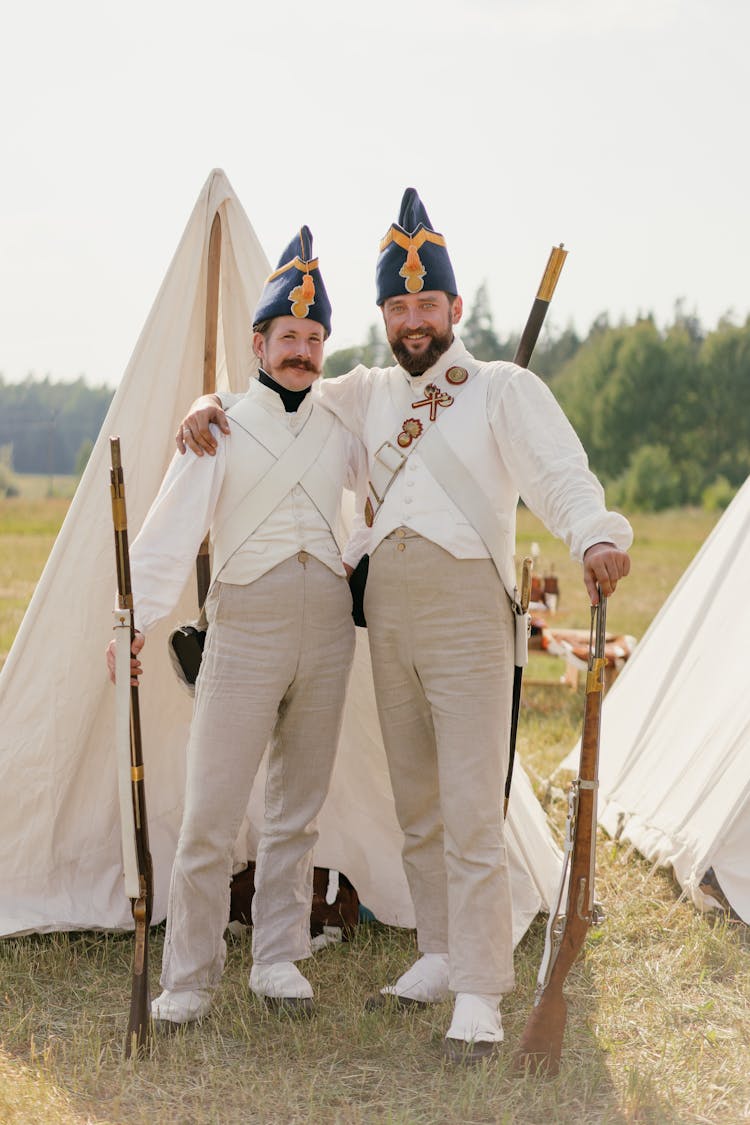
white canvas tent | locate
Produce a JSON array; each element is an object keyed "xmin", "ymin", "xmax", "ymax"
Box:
[
  {"xmin": 0, "ymin": 169, "xmax": 561, "ymax": 945},
  {"xmin": 561, "ymin": 479, "xmax": 750, "ymax": 923}
]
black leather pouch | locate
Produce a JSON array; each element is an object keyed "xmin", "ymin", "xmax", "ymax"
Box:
[{"xmin": 348, "ymin": 554, "xmax": 369, "ymax": 628}]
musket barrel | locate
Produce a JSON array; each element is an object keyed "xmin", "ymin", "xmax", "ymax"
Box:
[
  {"xmin": 505, "ymin": 246, "xmax": 569, "ymax": 815},
  {"xmin": 514, "ymin": 244, "xmax": 568, "ymax": 369}
]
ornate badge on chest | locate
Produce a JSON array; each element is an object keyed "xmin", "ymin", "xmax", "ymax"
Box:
[
  {"xmin": 411, "ymin": 382, "xmax": 454, "ymax": 421},
  {"xmin": 397, "ymin": 418, "xmax": 423, "ymax": 448},
  {"xmin": 363, "ymin": 367, "xmax": 470, "ymax": 529},
  {"xmin": 445, "ymin": 365, "xmax": 469, "ymax": 386}
]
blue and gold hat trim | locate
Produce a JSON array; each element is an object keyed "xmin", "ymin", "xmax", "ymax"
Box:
[
  {"xmin": 253, "ymin": 226, "xmax": 332, "ymax": 334},
  {"xmin": 379, "ymin": 227, "xmax": 448, "ymax": 295},
  {"xmin": 265, "ymin": 253, "xmax": 320, "ymax": 319},
  {"xmin": 376, "ymin": 188, "xmax": 457, "ymax": 305}
]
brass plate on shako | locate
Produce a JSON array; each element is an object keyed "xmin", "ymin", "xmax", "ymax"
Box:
[{"xmin": 445, "ymin": 366, "xmax": 468, "ymax": 386}]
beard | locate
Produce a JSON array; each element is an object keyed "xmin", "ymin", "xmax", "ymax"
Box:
[{"xmin": 389, "ymin": 327, "xmax": 453, "ymax": 375}]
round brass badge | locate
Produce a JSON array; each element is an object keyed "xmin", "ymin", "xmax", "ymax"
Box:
[{"xmin": 445, "ymin": 366, "xmax": 468, "ymax": 385}]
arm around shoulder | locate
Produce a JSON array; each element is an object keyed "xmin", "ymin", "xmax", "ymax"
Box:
[{"xmin": 176, "ymin": 393, "xmax": 228, "ymax": 456}]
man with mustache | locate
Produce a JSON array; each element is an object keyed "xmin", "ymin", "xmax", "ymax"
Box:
[
  {"xmin": 177, "ymin": 190, "xmax": 632, "ymax": 1061},
  {"xmin": 107, "ymin": 228, "xmax": 366, "ymax": 1027}
]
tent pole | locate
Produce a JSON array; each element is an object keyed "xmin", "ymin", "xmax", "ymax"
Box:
[{"xmin": 196, "ymin": 211, "xmax": 222, "ymax": 608}]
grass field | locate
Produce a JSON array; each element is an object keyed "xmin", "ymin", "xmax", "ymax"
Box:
[{"xmin": 1, "ymin": 493, "xmax": 748, "ymax": 1124}]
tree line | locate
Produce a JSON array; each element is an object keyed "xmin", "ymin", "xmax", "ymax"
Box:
[
  {"xmin": 2, "ymin": 289, "xmax": 749, "ymax": 511},
  {"xmin": 0, "ymin": 375, "xmax": 111, "ymax": 482}
]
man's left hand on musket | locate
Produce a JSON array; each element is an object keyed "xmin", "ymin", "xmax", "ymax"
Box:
[
  {"xmin": 583, "ymin": 541, "xmax": 631, "ymax": 604},
  {"xmin": 176, "ymin": 394, "xmax": 228, "ymax": 456},
  {"xmin": 105, "ymin": 632, "xmax": 145, "ymax": 686}
]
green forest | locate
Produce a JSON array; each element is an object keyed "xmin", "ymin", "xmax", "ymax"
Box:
[
  {"xmin": 2, "ymin": 285, "xmax": 748, "ymax": 511},
  {"xmin": 0, "ymin": 376, "xmax": 112, "ymax": 487}
]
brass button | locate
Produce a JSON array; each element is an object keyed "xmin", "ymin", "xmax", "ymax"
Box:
[
  {"xmin": 397, "ymin": 542, "xmax": 406, "ymax": 552},
  {"xmin": 298, "ymin": 550, "xmax": 309, "ymax": 563},
  {"xmin": 396, "ymin": 528, "xmax": 405, "ymax": 538}
]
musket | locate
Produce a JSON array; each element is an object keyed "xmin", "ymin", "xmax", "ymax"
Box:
[
  {"xmin": 505, "ymin": 243, "xmax": 568, "ymax": 811},
  {"xmin": 513, "ymin": 243, "xmax": 568, "ymax": 369},
  {"xmin": 110, "ymin": 436, "xmax": 154, "ymax": 1059},
  {"xmin": 514, "ymin": 592, "xmax": 608, "ymax": 1077}
]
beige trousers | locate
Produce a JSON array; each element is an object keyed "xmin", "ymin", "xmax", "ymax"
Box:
[
  {"xmin": 365, "ymin": 532, "xmax": 515, "ymax": 994},
  {"xmin": 161, "ymin": 554, "xmax": 355, "ymax": 992}
]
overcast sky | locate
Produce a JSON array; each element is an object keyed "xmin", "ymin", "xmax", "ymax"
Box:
[{"xmin": 1, "ymin": 0, "xmax": 747, "ymax": 387}]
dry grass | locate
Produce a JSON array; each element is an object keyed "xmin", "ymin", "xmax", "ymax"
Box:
[
  {"xmin": 2, "ymin": 497, "xmax": 749, "ymax": 1123},
  {"xmin": 0, "ymin": 496, "xmax": 71, "ymax": 669}
]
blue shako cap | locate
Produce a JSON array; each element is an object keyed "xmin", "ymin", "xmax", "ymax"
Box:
[
  {"xmin": 253, "ymin": 225, "xmax": 332, "ymax": 336},
  {"xmin": 376, "ymin": 187, "xmax": 457, "ymax": 305}
]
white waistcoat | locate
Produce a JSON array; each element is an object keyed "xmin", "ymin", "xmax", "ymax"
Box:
[
  {"xmin": 211, "ymin": 393, "xmax": 348, "ymax": 581},
  {"xmin": 361, "ymin": 355, "xmax": 517, "ymax": 588}
]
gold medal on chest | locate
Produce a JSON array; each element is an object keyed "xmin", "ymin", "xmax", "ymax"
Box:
[{"xmin": 445, "ymin": 366, "xmax": 468, "ymax": 386}]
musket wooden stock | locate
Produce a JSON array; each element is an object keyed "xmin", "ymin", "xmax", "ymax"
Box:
[
  {"xmin": 110, "ymin": 437, "xmax": 154, "ymax": 1060},
  {"xmin": 514, "ymin": 595, "xmax": 607, "ymax": 1077}
]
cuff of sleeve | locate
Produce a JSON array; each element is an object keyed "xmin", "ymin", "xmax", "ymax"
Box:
[{"xmin": 575, "ymin": 514, "xmax": 633, "ymax": 561}]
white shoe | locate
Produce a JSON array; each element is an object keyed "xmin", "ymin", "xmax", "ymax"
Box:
[
  {"xmin": 381, "ymin": 952, "xmax": 450, "ymax": 1004},
  {"xmin": 444, "ymin": 993, "xmax": 503, "ymax": 1062},
  {"xmin": 151, "ymin": 988, "xmax": 212, "ymax": 1025},
  {"xmin": 249, "ymin": 961, "xmax": 314, "ymax": 1015}
]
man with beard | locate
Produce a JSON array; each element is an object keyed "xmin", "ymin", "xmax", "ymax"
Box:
[
  {"xmin": 176, "ymin": 190, "xmax": 632, "ymax": 1060},
  {"xmin": 107, "ymin": 228, "xmax": 366, "ymax": 1027}
]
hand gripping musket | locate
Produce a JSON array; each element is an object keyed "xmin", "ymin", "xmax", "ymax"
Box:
[
  {"xmin": 505, "ymin": 243, "xmax": 568, "ymax": 812},
  {"xmin": 514, "ymin": 591, "xmax": 607, "ymax": 1077},
  {"xmin": 110, "ymin": 436, "xmax": 154, "ymax": 1059}
]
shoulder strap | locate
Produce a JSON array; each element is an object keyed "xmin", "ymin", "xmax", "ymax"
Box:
[{"xmin": 228, "ymin": 395, "xmax": 294, "ymax": 458}]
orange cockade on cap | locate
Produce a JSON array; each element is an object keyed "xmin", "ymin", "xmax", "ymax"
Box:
[
  {"xmin": 289, "ymin": 269, "xmax": 316, "ymax": 318},
  {"xmin": 399, "ymin": 241, "xmax": 426, "ymax": 293}
]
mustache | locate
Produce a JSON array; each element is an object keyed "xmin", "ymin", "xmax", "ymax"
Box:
[{"xmin": 279, "ymin": 357, "xmax": 319, "ymax": 373}]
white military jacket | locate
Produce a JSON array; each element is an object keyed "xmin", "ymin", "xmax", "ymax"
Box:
[
  {"xmin": 130, "ymin": 379, "xmax": 364, "ymax": 634},
  {"xmin": 316, "ymin": 336, "xmax": 632, "ymax": 581}
]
